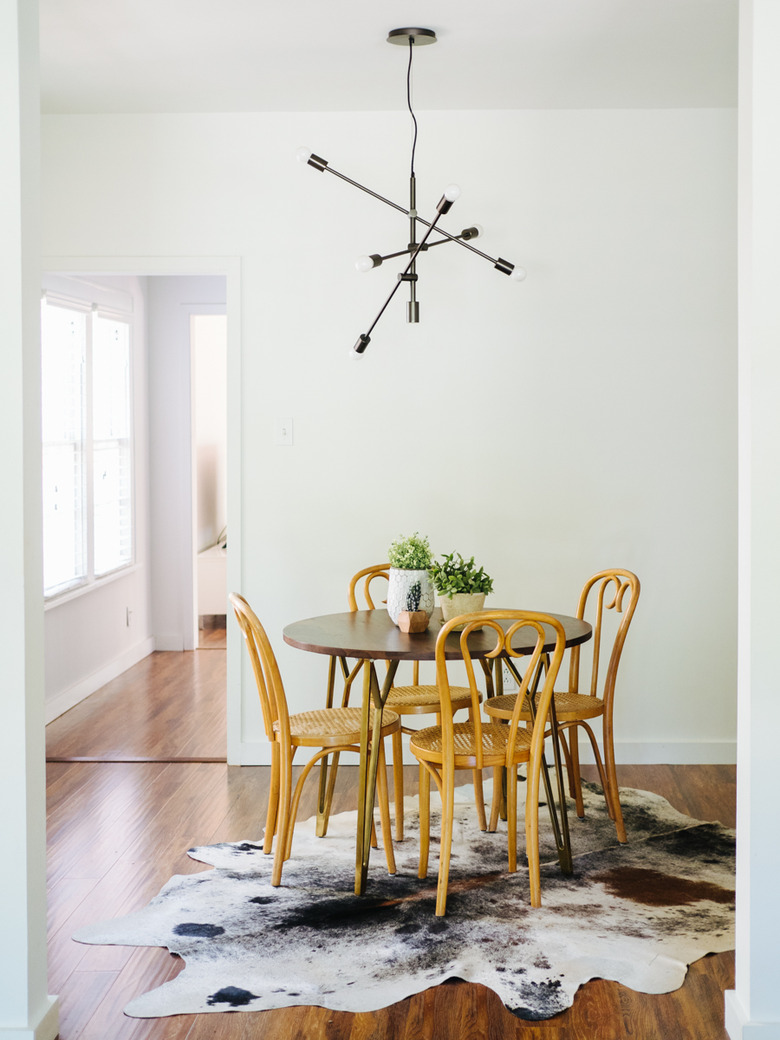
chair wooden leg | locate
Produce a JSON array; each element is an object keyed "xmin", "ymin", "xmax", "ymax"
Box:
[
  {"xmin": 272, "ymin": 745, "xmax": 294, "ymax": 886},
  {"xmin": 316, "ymin": 750, "xmax": 341, "ymax": 839},
  {"xmin": 472, "ymin": 768, "xmax": 487, "ymax": 831},
  {"xmin": 556, "ymin": 728, "xmax": 577, "ymax": 799},
  {"xmin": 506, "ymin": 765, "xmax": 518, "ymax": 873},
  {"xmin": 435, "ymin": 767, "xmax": 455, "ymax": 916},
  {"xmin": 567, "ymin": 725, "xmax": 586, "ymax": 819},
  {"xmin": 525, "ymin": 755, "xmax": 542, "ymax": 908},
  {"xmin": 418, "ymin": 764, "xmax": 430, "ymax": 878},
  {"xmin": 263, "ymin": 742, "xmax": 281, "ymax": 854},
  {"xmin": 392, "ymin": 727, "xmax": 404, "ymax": 840},
  {"xmin": 375, "ymin": 741, "xmax": 397, "ymax": 874},
  {"xmin": 603, "ymin": 717, "xmax": 627, "ymax": 843},
  {"xmin": 488, "ymin": 766, "xmax": 502, "ymax": 831}
]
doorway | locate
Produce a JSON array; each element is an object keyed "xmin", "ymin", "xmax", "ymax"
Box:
[{"xmin": 43, "ymin": 266, "xmax": 239, "ymax": 762}]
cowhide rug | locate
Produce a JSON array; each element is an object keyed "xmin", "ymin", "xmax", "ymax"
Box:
[{"xmin": 73, "ymin": 778, "xmax": 734, "ymax": 1021}]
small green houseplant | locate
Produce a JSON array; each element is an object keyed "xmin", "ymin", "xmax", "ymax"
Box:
[
  {"xmin": 387, "ymin": 532, "xmax": 433, "ymax": 570},
  {"xmin": 430, "ymin": 552, "xmax": 494, "ymax": 628},
  {"xmin": 386, "ymin": 532, "xmax": 435, "ymax": 627}
]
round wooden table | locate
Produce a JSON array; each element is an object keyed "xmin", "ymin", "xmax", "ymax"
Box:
[
  {"xmin": 283, "ymin": 608, "xmax": 592, "ymax": 894},
  {"xmin": 284, "ymin": 607, "xmax": 591, "ymax": 662}
]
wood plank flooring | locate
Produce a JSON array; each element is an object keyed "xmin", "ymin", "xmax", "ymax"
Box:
[
  {"xmin": 46, "ymin": 643, "xmax": 736, "ymax": 1039},
  {"xmin": 46, "ymin": 645, "xmax": 226, "ymax": 762}
]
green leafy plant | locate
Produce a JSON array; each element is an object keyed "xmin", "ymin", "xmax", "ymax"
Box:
[
  {"xmin": 387, "ymin": 532, "xmax": 433, "ymax": 570},
  {"xmin": 429, "ymin": 552, "xmax": 494, "ymax": 596}
]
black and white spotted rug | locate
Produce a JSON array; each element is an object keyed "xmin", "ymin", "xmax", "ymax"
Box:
[{"xmin": 73, "ymin": 779, "xmax": 734, "ymax": 1021}]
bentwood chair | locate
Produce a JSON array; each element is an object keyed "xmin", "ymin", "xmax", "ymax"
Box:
[
  {"xmin": 410, "ymin": 611, "xmax": 567, "ymax": 915},
  {"xmin": 484, "ymin": 569, "xmax": 640, "ymax": 843},
  {"xmin": 347, "ymin": 564, "xmax": 486, "ymax": 839},
  {"xmin": 230, "ymin": 593, "xmax": 400, "ymax": 885}
]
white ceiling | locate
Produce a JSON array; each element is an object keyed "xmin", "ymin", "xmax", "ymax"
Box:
[{"xmin": 39, "ymin": 0, "xmax": 738, "ymax": 115}]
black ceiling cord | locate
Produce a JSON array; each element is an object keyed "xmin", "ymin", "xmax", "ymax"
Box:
[{"xmin": 407, "ymin": 37, "xmax": 418, "ymax": 178}]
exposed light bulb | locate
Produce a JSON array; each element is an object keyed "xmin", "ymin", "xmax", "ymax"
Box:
[
  {"xmin": 355, "ymin": 255, "xmax": 382, "ymax": 273},
  {"xmin": 444, "ymin": 183, "xmax": 461, "ymax": 202},
  {"xmin": 296, "ymin": 147, "xmax": 312, "ymax": 164},
  {"xmin": 510, "ymin": 266, "xmax": 527, "ymax": 282}
]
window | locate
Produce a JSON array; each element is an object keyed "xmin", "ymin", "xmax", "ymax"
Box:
[{"xmin": 41, "ymin": 296, "xmax": 133, "ymax": 598}]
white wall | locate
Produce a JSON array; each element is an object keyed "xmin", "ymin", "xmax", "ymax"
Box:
[
  {"xmin": 146, "ymin": 274, "xmax": 226, "ymax": 649},
  {"xmin": 0, "ymin": 0, "xmax": 59, "ymax": 1034},
  {"xmin": 726, "ymin": 1, "xmax": 780, "ymax": 1035},
  {"xmin": 42, "ymin": 274, "xmax": 155, "ymax": 722},
  {"xmin": 41, "ymin": 107, "xmax": 737, "ymax": 765}
]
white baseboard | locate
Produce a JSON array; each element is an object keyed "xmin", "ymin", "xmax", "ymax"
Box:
[
  {"xmin": 154, "ymin": 633, "xmax": 186, "ymax": 651},
  {"xmin": 45, "ymin": 638, "xmax": 155, "ymax": 724},
  {"xmin": 725, "ymin": 990, "xmax": 780, "ymax": 1038},
  {"xmin": 0, "ymin": 994, "xmax": 58, "ymax": 1039},
  {"xmin": 235, "ymin": 738, "xmax": 737, "ymax": 768}
]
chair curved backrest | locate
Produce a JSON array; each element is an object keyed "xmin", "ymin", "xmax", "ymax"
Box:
[
  {"xmin": 229, "ymin": 592, "xmax": 292, "ymax": 745},
  {"xmin": 347, "ymin": 564, "xmax": 390, "ymax": 612},
  {"xmin": 435, "ymin": 610, "xmax": 567, "ymax": 770},
  {"xmin": 567, "ymin": 569, "xmax": 640, "ymax": 712}
]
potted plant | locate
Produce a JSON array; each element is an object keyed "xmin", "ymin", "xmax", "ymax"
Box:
[
  {"xmin": 430, "ymin": 552, "xmax": 494, "ymax": 629},
  {"xmin": 386, "ymin": 532, "xmax": 435, "ymax": 627}
]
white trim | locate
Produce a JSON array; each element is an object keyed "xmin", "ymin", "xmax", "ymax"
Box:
[
  {"xmin": 44, "ymin": 636, "xmax": 154, "ymax": 724},
  {"xmin": 154, "ymin": 633, "xmax": 186, "ymax": 652},
  {"xmin": 43, "ymin": 562, "xmax": 139, "ymax": 609},
  {"xmin": 576, "ymin": 739, "xmax": 737, "ymax": 765},
  {"xmin": 0, "ymin": 994, "xmax": 59, "ymax": 1040},
  {"xmin": 235, "ymin": 738, "xmax": 737, "ymax": 768},
  {"xmin": 726, "ymin": 990, "xmax": 780, "ymax": 1039}
]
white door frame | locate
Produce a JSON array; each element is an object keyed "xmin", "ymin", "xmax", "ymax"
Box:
[{"xmin": 42, "ymin": 255, "xmax": 243, "ymax": 764}]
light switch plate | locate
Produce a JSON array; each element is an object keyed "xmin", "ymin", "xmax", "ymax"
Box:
[{"xmin": 274, "ymin": 417, "xmax": 294, "ymax": 446}]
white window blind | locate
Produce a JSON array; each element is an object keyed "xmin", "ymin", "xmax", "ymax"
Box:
[{"xmin": 41, "ymin": 296, "xmax": 133, "ymax": 599}]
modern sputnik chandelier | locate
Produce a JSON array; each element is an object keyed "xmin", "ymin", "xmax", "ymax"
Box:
[{"xmin": 298, "ymin": 27, "xmax": 526, "ymax": 356}]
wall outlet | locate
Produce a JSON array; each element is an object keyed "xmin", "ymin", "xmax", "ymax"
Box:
[{"xmin": 501, "ymin": 663, "xmax": 519, "ymax": 692}]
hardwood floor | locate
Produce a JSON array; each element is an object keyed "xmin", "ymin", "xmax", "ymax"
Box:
[
  {"xmin": 46, "ymin": 645, "xmax": 226, "ymax": 762},
  {"xmin": 46, "ymin": 646, "xmax": 735, "ymax": 1039}
]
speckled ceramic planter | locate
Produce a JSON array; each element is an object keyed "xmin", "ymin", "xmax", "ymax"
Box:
[{"xmin": 387, "ymin": 568, "xmax": 434, "ymax": 626}]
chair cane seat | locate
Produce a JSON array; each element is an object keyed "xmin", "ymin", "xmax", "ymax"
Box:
[
  {"xmin": 540, "ymin": 691, "xmax": 604, "ymax": 722},
  {"xmin": 485, "ymin": 691, "xmax": 605, "ymax": 723},
  {"xmin": 277, "ymin": 707, "xmax": 400, "ymax": 747},
  {"xmin": 386, "ymin": 684, "xmax": 473, "ymax": 714},
  {"xmin": 410, "ymin": 720, "xmax": 532, "ymax": 765}
]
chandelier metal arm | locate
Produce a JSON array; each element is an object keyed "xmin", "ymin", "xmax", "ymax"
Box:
[
  {"xmin": 353, "ymin": 192, "xmax": 454, "ymax": 354},
  {"xmin": 307, "ymin": 156, "xmax": 520, "ymax": 275},
  {"xmin": 372, "ymin": 232, "xmax": 480, "ymax": 265}
]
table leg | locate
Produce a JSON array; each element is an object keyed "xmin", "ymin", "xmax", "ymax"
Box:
[
  {"xmin": 546, "ymin": 697, "xmax": 573, "ymax": 875},
  {"xmin": 354, "ymin": 658, "xmax": 399, "ymax": 895},
  {"xmin": 505, "ymin": 654, "xmax": 573, "ymax": 875},
  {"xmin": 316, "ymin": 655, "xmax": 339, "ymax": 838}
]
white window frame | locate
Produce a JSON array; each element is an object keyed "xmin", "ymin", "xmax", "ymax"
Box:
[{"xmin": 41, "ymin": 290, "xmax": 135, "ymax": 602}]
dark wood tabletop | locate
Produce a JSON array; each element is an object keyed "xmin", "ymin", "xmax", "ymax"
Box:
[{"xmin": 283, "ymin": 607, "xmax": 591, "ymax": 661}]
